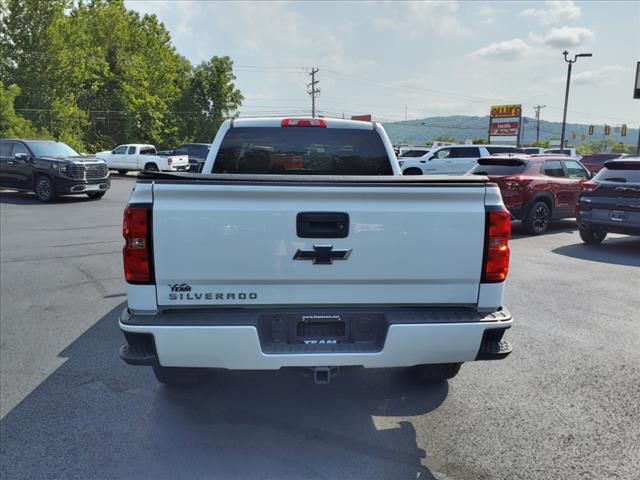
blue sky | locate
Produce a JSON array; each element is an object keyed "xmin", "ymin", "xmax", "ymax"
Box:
[{"xmin": 127, "ymin": 1, "xmax": 639, "ymax": 126}]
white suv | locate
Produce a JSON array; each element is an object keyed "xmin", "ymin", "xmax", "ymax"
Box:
[{"xmin": 400, "ymin": 145, "xmax": 521, "ymax": 175}]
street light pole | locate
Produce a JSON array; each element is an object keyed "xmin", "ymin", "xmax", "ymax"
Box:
[{"xmin": 560, "ymin": 51, "xmax": 592, "ymax": 153}]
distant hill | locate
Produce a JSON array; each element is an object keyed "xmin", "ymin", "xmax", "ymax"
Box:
[{"xmin": 381, "ymin": 115, "xmax": 638, "ymax": 147}]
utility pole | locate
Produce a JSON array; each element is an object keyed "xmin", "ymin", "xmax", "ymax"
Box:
[
  {"xmin": 307, "ymin": 68, "xmax": 320, "ymax": 118},
  {"xmin": 560, "ymin": 50, "xmax": 592, "ymax": 152},
  {"xmin": 405, "ymin": 106, "xmax": 407, "ymax": 121},
  {"xmin": 533, "ymin": 105, "xmax": 546, "ymax": 143}
]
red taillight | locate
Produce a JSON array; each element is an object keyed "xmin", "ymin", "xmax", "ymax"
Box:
[
  {"xmin": 581, "ymin": 181, "xmax": 598, "ymax": 192},
  {"xmin": 281, "ymin": 118, "xmax": 327, "ymax": 127},
  {"xmin": 503, "ymin": 180, "xmax": 522, "ymax": 190},
  {"xmin": 123, "ymin": 205, "xmax": 153, "ymax": 284},
  {"xmin": 482, "ymin": 210, "xmax": 511, "ymax": 283}
]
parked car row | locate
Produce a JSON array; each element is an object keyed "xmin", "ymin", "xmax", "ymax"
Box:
[{"xmin": 466, "ymin": 153, "xmax": 640, "ymax": 242}]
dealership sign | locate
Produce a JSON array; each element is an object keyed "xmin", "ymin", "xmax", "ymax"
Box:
[
  {"xmin": 490, "ymin": 105, "xmax": 522, "ymax": 118},
  {"xmin": 489, "ymin": 104, "xmax": 522, "ymax": 145},
  {"xmin": 490, "ymin": 121, "xmax": 519, "ymax": 136}
]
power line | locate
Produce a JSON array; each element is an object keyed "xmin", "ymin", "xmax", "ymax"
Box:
[{"xmin": 230, "ymin": 64, "xmax": 638, "ymax": 124}]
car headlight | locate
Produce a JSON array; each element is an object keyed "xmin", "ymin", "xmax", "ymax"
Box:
[{"xmin": 53, "ymin": 163, "xmax": 69, "ymax": 174}]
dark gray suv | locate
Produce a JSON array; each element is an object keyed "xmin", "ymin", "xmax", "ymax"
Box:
[{"xmin": 577, "ymin": 158, "xmax": 640, "ymax": 244}]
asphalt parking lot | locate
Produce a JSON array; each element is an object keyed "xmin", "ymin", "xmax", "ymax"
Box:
[{"xmin": 1, "ymin": 177, "xmax": 639, "ymax": 480}]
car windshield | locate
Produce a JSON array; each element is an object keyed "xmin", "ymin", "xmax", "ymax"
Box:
[
  {"xmin": 25, "ymin": 141, "xmax": 79, "ymax": 157},
  {"xmin": 213, "ymin": 127, "xmax": 392, "ymax": 175}
]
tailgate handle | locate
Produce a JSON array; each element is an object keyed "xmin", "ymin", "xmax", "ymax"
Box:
[{"xmin": 297, "ymin": 212, "xmax": 349, "ymax": 238}]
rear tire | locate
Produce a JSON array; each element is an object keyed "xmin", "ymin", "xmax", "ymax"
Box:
[
  {"xmin": 152, "ymin": 364, "xmax": 205, "ymax": 386},
  {"xmin": 407, "ymin": 363, "xmax": 462, "ymax": 383},
  {"xmin": 86, "ymin": 192, "xmax": 105, "ymax": 200},
  {"xmin": 144, "ymin": 163, "xmax": 159, "ymax": 172},
  {"xmin": 579, "ymin": 226, "xmax": 606, "ymax": 244},
  {"xmin": 34, "ymin": 175, "xmax": 56, "ymax": 202},
  {"xmin": 522, "ymin": 201, "xmax": 551, "ymax": 235},
  {"xmin": 403, "ymin": 168, "xmax": 423, "ymax": 175}
]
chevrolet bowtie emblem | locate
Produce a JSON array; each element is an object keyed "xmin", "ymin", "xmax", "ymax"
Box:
[{"xmin": 293, "ymin": 245, "xmax": 352, "ymax": 265}]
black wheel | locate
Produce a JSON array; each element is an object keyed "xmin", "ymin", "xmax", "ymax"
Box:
[
  {"xmin": 523, "ymin": 201, "xmax": 551, "ymax": 235},
  {"xmin": 86, "ymin": 191, "xmax": 106, "ymax": 200},
  {"xmin": 407, "ymin": 363, "xmax": 462, "ymax": 383},
  {"xmin": 403, "ymin": 168, "xmax": 423, "ymax": 175},
  {"xmin": 144, "ymin": 163, "xmax": 159, "ymax": 172},
  {"xmin": 34, "ymin": 175, "xmax": 56, "ymax": 202},
  {"xmin": 117, "ymin": 169, "xmax": 128, "ymax": 175},
  {"xmin": 152, "ymin": 364, "xmax": 206, "ymax": 386},
  {"xmin": 579, "ymin": 225, "xmax": 606, "ymax": 244}
]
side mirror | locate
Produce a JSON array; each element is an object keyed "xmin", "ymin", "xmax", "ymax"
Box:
[{"xmin": 14, "ymin": 153, "xmax": 29, "ymax": 161}]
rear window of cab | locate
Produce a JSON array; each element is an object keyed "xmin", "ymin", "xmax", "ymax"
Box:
[{"xmin": 212, "ymin": 127, "xmax": 392, "ymax": 175}]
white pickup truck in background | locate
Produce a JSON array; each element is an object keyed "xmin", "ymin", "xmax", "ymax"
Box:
[
  {"xmin": 118, "ymin": 117, "xmax": 513, "ymax": 386},
  {"xmin": 95, "ymin": 144, "xmax": 189, "ymax": 174}
]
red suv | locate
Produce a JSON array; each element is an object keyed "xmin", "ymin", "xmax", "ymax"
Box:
[{"xmin": 469, "ymin": 155, "xmax": 592, "ymax": 234}]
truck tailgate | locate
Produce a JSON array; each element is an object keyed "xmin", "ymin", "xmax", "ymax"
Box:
[{"xmin": 151, "ymin": 179, "xmax": 487, "ymax": 307}]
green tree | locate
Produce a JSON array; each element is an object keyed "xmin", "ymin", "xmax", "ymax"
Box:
[
  {"xmin": 472, "ymin": 137, "xmax": 487, "ymax": 144},
  {"xmin": 178, "ymin": 56, "xmax": 244, "ymax": 142},
  {"xmin": 0, "ymin": 83, "xmax": 40, "ymax": 137},
  {"xmin": 611, "ymin": 142, "xmax": 632, "ymax": 154},
  {"xmin": 0, "ymin": 0, "xmax": 234, "ymax": 152},
  {"xmin": 531, "ymin": 140, "xmax": 550, "ymax": 148}
]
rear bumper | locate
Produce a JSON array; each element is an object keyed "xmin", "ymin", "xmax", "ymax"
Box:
[
  {"xmin": 119, "ymin": 306, "xmax": 513, "ymax": 369},
  {"xmin": 163, "ymin": 164, "xmax": 189, "ymax": 172},
  {"xmin": 578, "ymin": 215, "xmax": 640, "ymax": 236}
]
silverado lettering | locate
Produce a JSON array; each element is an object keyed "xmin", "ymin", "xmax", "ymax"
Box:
[{"xmin": 168, "ymin": 292, "xmax": 258, "ymax": 300}]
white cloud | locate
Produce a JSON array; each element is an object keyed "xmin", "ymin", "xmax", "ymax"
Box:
[
  {"xmin": 470, "ymin": 39, "xmax": 531, "ymax": 59},
  {"xmin": 570, "ymin": 65, "xmax": 630, "ymax": 86},
  {"xmin": 478, "ymin": 5, "xmax": 507, "ymax": 17},
  {"xmin": 543, "ymin": 26, "xmax": 594, "ymax": 47},
  {"xmin": 519, "ymin": 1, "xmax": 581, "ymax": 24},
  {"xmin": 374, "ymin": 1, "xmax": 468, "ymax": 37}
]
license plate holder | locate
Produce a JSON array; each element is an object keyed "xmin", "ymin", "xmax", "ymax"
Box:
[
  {"xmin": 84, "ymin": 184, "xmax": 101, "ymax": 191},
  {"xmin": 609, "ymin": 210, "xmax": 627, "ymax": 222},
  {"xmin": 258, "ymin": 312, "xmax": 387, "ymax": 352}
]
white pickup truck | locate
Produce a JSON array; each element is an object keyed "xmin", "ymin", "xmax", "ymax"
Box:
[
  {"xmin": 95, "ymin": 144, "xmax": 189, "ymax": 174},
  {"xmin": 118, "ymin": 117, "xmax": 513, "ymax": 386}
]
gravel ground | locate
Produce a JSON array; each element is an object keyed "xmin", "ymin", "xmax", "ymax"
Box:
[{"xmin": 1, "ymin": 176, "xmax": 639, "ymax": 479}]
